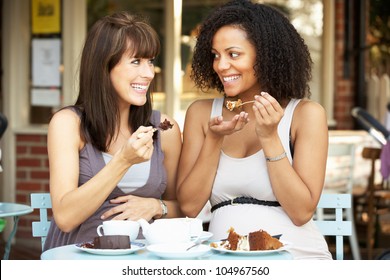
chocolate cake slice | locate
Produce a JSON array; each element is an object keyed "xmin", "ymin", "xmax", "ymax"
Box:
[
  {"xmin": 93, "ymin": 235, "xmax": 131, "ymax": 249},
  {"xmin": 225, "ymin": 227, "xmax": 241, "ymax": 250},
  {"xmin": 248, "ymin": 229, "xmax": 282, "ymax": 251},
  {"xmin": 158, "ymin": 118, "xmax": 174, "ymax": 130},
  {"xmin": 212, "ymin": 227, "xmax": 283, "ymax": 251}
]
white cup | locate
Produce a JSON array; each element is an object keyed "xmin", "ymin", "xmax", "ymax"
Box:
[
  {"xmin": 97, "ymin": 220, "xmax": 140, "ymax": 241},
  {"xmin": 142, "ymin": 218, "xmax": 203, "ymax": 244}
]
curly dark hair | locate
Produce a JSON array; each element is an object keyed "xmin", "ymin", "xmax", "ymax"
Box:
[{"xmin": 191, "ymin": 0, "xmax": 312, "ymax": 102}]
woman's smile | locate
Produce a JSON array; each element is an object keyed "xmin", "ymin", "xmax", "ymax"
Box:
[
  {"xmin": 131, "ymin": 83, "xmax": 149, "ymax": 94},
  {"xmin": 212, "ymin": 25, "xmax": 260, "ymax": 97}
]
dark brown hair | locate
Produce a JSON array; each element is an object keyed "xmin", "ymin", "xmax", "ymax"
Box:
[
  {"xmin": 74, "ymin": 11, "xmax": 160, "ymax": 151},
  {"xmin": 191, "ymin": 0, "xmax": 312, "ymax": 102}
]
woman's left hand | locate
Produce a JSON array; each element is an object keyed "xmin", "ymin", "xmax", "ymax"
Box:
[
  {"xmin": 252, "ymin": 92, "xmax": 284, "ymax": 139},
  {"xmin": 100, "ymin": 195, "xmax": 159, "ymax": 221}
]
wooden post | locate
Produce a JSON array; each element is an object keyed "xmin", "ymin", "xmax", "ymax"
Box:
[{"xmin": 361, "ymin": 147, "xmax": 382, "ymax": 259}]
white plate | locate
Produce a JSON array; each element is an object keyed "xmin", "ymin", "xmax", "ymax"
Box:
[
  {"xmin": 75, "ymin": 241, "xmax": 145, "ymax": 256},
  {"xmin": 147, "ymin": 242, "xmax": 211, "ymax": 259},
  {"xmin": 210, "ymin": 241, "xmax": 290, "ymax": 256},
  {"xmin": 192, "ymin": 231, "xmax": 213, "ymax": 242}
]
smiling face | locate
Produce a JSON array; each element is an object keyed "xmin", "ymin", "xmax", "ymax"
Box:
[
  {"xmin": 212, "ymin": 25, "xmax": 260, "ymax": 98},
  {"xmin": 109, "ymin": 48, "xmax": 155, "ymax": 109}
]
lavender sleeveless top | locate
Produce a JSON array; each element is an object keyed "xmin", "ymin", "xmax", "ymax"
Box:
[{"xmin": 43, "ymin": 110, "xmax": 166, "ymax": 251}]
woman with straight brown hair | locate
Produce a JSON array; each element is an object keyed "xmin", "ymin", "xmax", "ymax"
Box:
[{"xmin": 44, "ymin": 11, "xmax": 182, "ymax": 251}]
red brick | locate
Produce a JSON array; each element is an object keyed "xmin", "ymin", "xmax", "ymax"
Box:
[
  {"xmin": 16, "ymin": 194, "xmax": 29, "ymax": 203},
  {"xmin": 16, "ymin": 146, "xmax": 28, "ymax": 153},
  {"xmin": 16, "ymin": 171, "xmax": 28, "ymax": 179},
  {"xmin": 30, "ymin": 146, "xmax": 48, "ymax": 155},
  {"xmin": 41, "ymin": 183, "xmax": 50, "ymax": 192},
  {"xmin": 17, "ymin": 182, "xmax": 44, "ymax": 191},
  {"xmin": 16, "ymin": 158, "xmax": 42, "ymax": 167},
  {"xmin": 16, "ymin": 135, "xmax": 45, "ymax": 142},
  {"xmin": 31, "ymin": 171, "xmax": 50, "ymax": 180}
]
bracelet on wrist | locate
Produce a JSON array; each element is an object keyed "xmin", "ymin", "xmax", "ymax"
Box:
[
  {"xmin": 265, "ymin": 151, "xmax": 287, "ymax": 162},
  {"xmin": 158, "ymin": 199, "xmax": 168, "ymax": 218}
]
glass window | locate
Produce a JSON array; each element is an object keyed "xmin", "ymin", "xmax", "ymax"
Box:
[
  {"xmin": 181, "ymin": 1, "xmax": 223, "ymax": 108},
  {"xmin": 81, "ymin": 0, "xmax": 323, "ymax": 128},
  {"xmin": 87, "ymin": 0, "xmax": 166, "ymax": 109},
  {"xmin": 27, "ymin": 0, "xmax": 323, "ymax": 126},
  {"xmin": 30, "ymin": 0, "xmax": 63, "ymax": 124},
  {"xmin": 178, "ymin": 0, "xmax": 323, "ymax": 125}
]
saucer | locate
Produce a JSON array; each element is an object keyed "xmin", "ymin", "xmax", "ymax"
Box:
[
  {"xmin": 210, "ymin": 241, "xmax": 291, "ymax": 256},
  {"xmin": 147, "ymin": 242, "xmax": 211, "ymax": 259},
  {"xmin": 192, "ymin": 231, "xmax": 213, "ymax": 242},
  {"xmin": 75, "ymin": 241, "xmax": 145, "ymax": 256}
]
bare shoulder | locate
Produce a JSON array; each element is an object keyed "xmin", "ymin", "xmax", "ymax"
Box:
[
  {"xmin": 187, "ymin": 98, "xmax": 214, "ymax": 113},
  {"xmin": 294, "ymin": 99, "xmax": 326, "ymax": 119},
  {"xmin": 291, "ymin": 99, "xmax": 328, "ymax": 138},
  {"xmin": 185, "ymin": 98, "xmax": 215, "ymax": 122},
  {"xmin": 49, "ymin": 108, "xmax": 80, "ymax": 128},
  {"xmin": 159, "ymin": 113, "xmax": 182, "ymax": 156},
  {"xmin": 48, "ymin": 108, "xmax": 82, "ymax": 148}
]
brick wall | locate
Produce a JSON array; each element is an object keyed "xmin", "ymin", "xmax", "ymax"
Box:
[
  {"xmin": 334, "ymin": 0, "xmax": 356, "ymax": 130},
  {"xmin": 15, "ymin": 133, "xmax": 50, "ymax": 247},
  {"xmin": 333, "ymin": 0, "xmax": 370, "ymax": 130}
]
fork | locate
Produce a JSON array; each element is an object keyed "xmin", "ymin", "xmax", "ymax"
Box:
[
  {"xmin": 137, "ymin": 127, "xmax": 162, "ymax": 138},
  {"xmin": 186, "ymin": 240, "xmax": 203, "ymax": 251},
  {"xmin": 237, "ymin": 100, "xmax": 255, "ymax": 107},
  {"xmin": 226, "ymin": 99, "xmax": 255, "ymax": 111},
  {"xmin": 186, "ymin": 234, "xmax": 204, "ymax": 251}
]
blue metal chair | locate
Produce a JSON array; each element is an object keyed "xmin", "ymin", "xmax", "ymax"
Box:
[
  {"xmin": 319, "ymin": 142, "xmax": 361, "ymax": 259},
  {"xmin": 314, "ymin": 193, "xmax": 352, "ymax": 260},
  {"xmin": 30, "ymin": 193, "xmax": 52, "ymax": 250}
]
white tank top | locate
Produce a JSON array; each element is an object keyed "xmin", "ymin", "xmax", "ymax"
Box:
[
  {"xmin": 208, "ymin": 98, "xmax": 332, "ymax": 259},
  {"xmin": 210, "ymin": 98, "xmax": 301, "ymax": 206},
  {"xmin": 102, "ymin": 152, "xmax": 150, "ymax": 193}
]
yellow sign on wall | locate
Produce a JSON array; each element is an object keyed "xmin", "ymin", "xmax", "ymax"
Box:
[{"xmin": 31, "ymin": 0, "xmax": 61, "ymax": 34}]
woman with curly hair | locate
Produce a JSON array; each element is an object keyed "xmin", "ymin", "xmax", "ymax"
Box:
[
  {"xmin": 44, "ymin": 11, "xmax": 183, "ymax": 251},
  {"xmin": 177, "ymin": 0, "xmax": 331, "ymax": 259}
]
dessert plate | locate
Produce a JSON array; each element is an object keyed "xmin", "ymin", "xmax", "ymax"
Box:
[
  {"xmin": 210, "ymin": 241, "xmax": 290, "ymax": 256},
  {"xmin": 75, "ymin": 241, "xmax": 145, "ymax": 255},
  {"xmin": 147, "ymin": 242, "xmax": 211, "ymax": 259}
]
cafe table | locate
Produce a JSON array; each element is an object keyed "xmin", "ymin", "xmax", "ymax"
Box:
[
  {"xmin": 0, "ymin": 202, "xmax": 33, "ymax": 259},
  {"xmin": 41, "ymin": 240, "xmax": 293, "ymax": 260}
]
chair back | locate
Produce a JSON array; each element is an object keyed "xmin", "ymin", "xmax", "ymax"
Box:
[
  {"xmin": 314, "ymin": 193, "xmax": 352, "ymax": 260},
  {"xmin": 324, "ymin": 142, "xmax": 356, "ymax": 194},
  {"xmin": 30, "ymin": 193, "xmax": 52, "ymax": 250}
]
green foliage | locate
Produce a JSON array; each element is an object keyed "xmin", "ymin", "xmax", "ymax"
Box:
[
  {"xmin": 369, "ymin": 0, "xmax": 390, "ymax": 74},
  {"xmin": 0, "ymin": 218, "xmax": 6, "ymax": 233}
]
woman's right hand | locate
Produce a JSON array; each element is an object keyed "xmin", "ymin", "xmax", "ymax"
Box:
[{"xmin": 117, "ymin": 126, "xmax": 154, "ymax": 165}]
